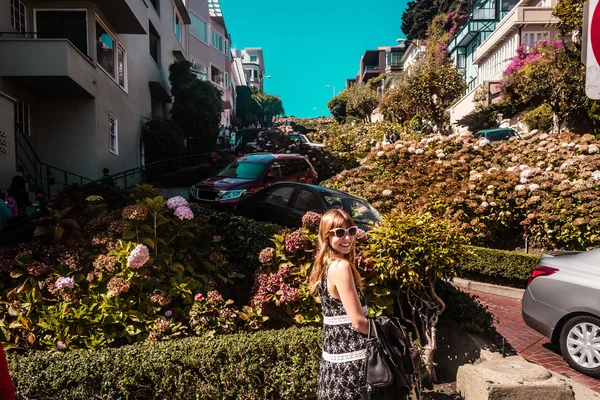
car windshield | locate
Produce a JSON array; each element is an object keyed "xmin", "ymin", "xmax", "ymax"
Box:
[
  {"xmin": 324, "ymin": 195, "xmax": 382, "ymax": 224},
  {"xmin": 217, "ymin": 161, "xmax": 267, "ymax": 179},
  {"xmin": 290, "ymin": 135, "xmax": 308, "ymax": 144}
]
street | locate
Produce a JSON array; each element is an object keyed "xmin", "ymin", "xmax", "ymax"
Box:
[{"xmin": 466, "ymin": 290, "xmax": 600, "ymax": 392}]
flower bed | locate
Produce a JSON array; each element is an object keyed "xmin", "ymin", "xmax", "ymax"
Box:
[{"xmin": 324, "ymin": 130, "xmax": 600, "ymax": 250}]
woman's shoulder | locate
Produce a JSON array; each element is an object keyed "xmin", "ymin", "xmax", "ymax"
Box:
[{"xmin": 327, "ymin": 258, "xmax": 352, "ymax": 275}]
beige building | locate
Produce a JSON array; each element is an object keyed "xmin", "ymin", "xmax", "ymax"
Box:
[
  {"xmin": 186, "ymin": 0, "xmax": 235, "ymax": 127},
  {"xmin": 449, "ymin": 0, "xmax": 561, "ymax": 130},
  {"xmin": 0, "ymin": 0, "xmax": 190, "ymax": 194}
]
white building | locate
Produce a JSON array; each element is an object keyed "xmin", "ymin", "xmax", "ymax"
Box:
[{"xmin": 231, "ymin": 48, "xmax": 266, "ymax": 92}]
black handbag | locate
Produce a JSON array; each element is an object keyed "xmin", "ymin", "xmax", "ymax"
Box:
[{"xmin": 365, "ymin": 318, "xmax": 394, "ymax": 387}]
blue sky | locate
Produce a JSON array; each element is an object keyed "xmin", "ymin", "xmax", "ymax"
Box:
[{"xmin": 220, "ymin": 0, "xmax": 409, "ymax": 118}]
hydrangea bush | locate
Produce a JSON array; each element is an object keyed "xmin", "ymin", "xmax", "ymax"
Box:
[
  {"xmin": 324, "ymin": 130, "xmax": 600, "ymax": 250},
  {"xmin": 0, "ymin": 185, "xmax": 242, "ymax": 350}
]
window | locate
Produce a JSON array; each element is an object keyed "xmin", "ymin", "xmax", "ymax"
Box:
[
  {"xmin": 211, "ymin": 65, "xmax": 223, "ymax": 86},
  {"xmin": 386, "ymin": 52, "xmax": 402, "ymax": 67},
  {"xmin": 11, "ymin": 0, "xmax": 26, "ymax": 33},
  {"xmin": 293, "ymin": 190, "xmax": 322, "ymax": 212},
  {"xmin": 264, "ymin": 186, "xmax": 295, "ymax": 207},
  {"xmin": 458, "ymin": 54, "xmax": 466, "ymax": 69},
  {"xmin": 36, "ymin": 10, "xmax": 88, "ymax": 54},
  {"xmin": 149, "ymin": 22, "xmax": 160, "ymax": 65},
  {"xmin": 96, "ymin": 21, "xmax": 115, "ymax": 75},
  {"xmin": 522, "ymin": 31, "xmax": 548, "ymax": 49},
  {"xmin": 15, "ymin": 98, "xmax": 30, "ymax": 136},
  {"xmin": 109, "ymin": 114, "xmax": 118, "ymax": 154},
  {"xmin": 149, "ymin": 0, "xmax": 160, "ymax": 15},
  {"xmin": 250, "ymin": 55, "xmax": 258, "ymax": 63},
  {"xmin": 95, "ymin": 20, "xmax": 127, "ymax": 90},
  {"xmin": 281, "ymin": 159, "xmax": 310, "ymax": 176},
  {"xmin": 253, "ymin": 69, "xmax": 259, "ymax": 79},
  {"xmin": 118, "ymin": 45, "xmax": 126, "ymax": 88},
  {"xmin": 190, "ymin": 13, "xmax": 207, "ymax": 42},
  {"xmin": 211, "ymin": 30, "xmax": 224, "ymax": 52},
  {"xmin": 174, "ymin": 7, "xmax": 183, "ymax": 46},
  {"xmin": 190, "ymin": 58, "xmax": 208, "ymax": 80}
]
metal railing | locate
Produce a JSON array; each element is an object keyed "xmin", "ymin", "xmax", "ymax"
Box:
[{"xmin": 15, "ymin": 124, "xmax": 93, "ymax": 199}]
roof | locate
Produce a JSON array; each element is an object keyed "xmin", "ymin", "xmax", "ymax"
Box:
[
  {"xmin": 239, "ymin": 153, "xmax": 309, "ymax": 163},
  {"xmin": 476, "ymin": 128, "xmax": 516, "ymax": 133},
  {"xmin": 266, "ymin": 182, "xmax": 368, "ymax": 200},
  {"xmin": 208, "ymin": 0, "xmax": 222, "ymax": 17}
]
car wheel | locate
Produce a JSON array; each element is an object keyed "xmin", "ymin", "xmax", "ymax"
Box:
[{"xmin": 559, "ymin": 315, "xmax": 600, "ymax": 378}]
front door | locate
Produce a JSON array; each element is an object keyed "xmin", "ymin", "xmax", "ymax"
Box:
[{"xmin": 0, "ymin": 94, "xmax": 16, "ymax": 192}]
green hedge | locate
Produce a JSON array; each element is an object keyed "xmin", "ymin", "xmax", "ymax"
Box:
[
  {"xmin": 459, "ymin": 246, "xmax": 541, "ymax": 288},
  {"xmin": 8, "ymin": 327, "xmax": 321, "ymax": 400}
]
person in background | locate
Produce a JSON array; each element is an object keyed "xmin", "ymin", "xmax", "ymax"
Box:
[
  {"xmin": 0, "ymin": 343, "xmax": 15, "ymax": 399},
  {"xmin": 382, "ymin": 133, "xmax": 391, "ymax": 145},
  {"xmin": 0, "ymin": 190, "xmax": 13, "ymax": 230},
  {"xmin": 7, "ymin": 176, "xmax": 29, "ymax": 216},
  {"xmin": 101, "ymin": 168, "xmax": 115, "ymax": 187},
  {"xmin": 391, "ymin": 132, "xmax": 400, "ymax": 143},
  {"xmin": 223, "ymin": 126, "xmax": 230, "ymax": 147},
  {"xmin": 230, "ymin": 129, "xmax": 237, "ymax": 149}
]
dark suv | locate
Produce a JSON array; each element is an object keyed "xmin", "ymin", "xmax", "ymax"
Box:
[{"xmin": 190, "ymin": 153, "xmax": 318, "ymax": 208}]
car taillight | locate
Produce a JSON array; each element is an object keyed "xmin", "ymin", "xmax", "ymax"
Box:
[{"xmin": 527, "ymin": 266, "xmax": 559, "ymax": 286}]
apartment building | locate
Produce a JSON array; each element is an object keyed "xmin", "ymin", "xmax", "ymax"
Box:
[
  {"xmin": 400, "ymin": 39, "xmax": 426, "ymax": 70},
  {"xmin": 186, "ymin": 0, "xmax": 235, "ymax": 126},
  {"xmin": 355, "ymin": 45, "xmax": 405, "ymax": 85},
  {"xmin": 0, "ymin": 0, "xmax": 190, "ymax": 193},
  {"xmin": 231, "ymin": 48, "xmax": 266, "ymax": 92},
  {"xmin": 448, "ymin": 0, "xmax": 560, "ymax": 129}
]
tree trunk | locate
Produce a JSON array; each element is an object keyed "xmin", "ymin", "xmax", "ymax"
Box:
[
  {"xmin": 421, "ymin": 326, "xmax": 438, "ymax": 383},
  {"xmin": 553, "ymin": 112, "xmax": 560, "ymax": 134}
]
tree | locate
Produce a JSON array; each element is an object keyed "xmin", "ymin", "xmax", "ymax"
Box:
[
  {"xmin": 141, "ymin": 118, "xmax": 185, "ymax": 163},
  {"xmin": 252, "ymin": 92, "xmax": 285, "ymax": 125},
  {"xmin": 401, "ymin": 0, "xmax": 440, "ymax": 41},
  {"xmin": 345, "ymin": 83, "xmax": 378, "ymax": 122},
  {"xmin": 236, "ymin": 85, "xmax": 254, "ymax": 126},
  {"xmin": 169, "ymin": 61, "xmax": 222, "ymax": 153},
  {"xmin": 553, "ymin": 0, "xmax": 584, "ymax": 46},
  {"xmin": 380, "ymin": 55, "xmax": 466, "ymax": 128},
  {"xmin": 327, "ymin": 91, "xmax": 349, "ymax": 123},
  {"xmin": 500, "ymin": 42, "xmax": 587, "ymax": 133}
]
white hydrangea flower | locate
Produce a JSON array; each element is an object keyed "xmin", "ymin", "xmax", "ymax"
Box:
[
  {"xmin": 395, "ymin": 143, "xmax": 404, "ymax": 150},
  {"xmin": 507, "ymin": 166, "xmax": 517, "ymax": 172},
  {"xmin": 529, "ymin": 184, "xmax": 540, "ymax": 191},
  {"xmin": 479, "ymin": 139, "xmax": 491, "ymax": 147},
  {"xmin": 408, "ymin": 147, "xmax": 416, "ymax": 153},
  {"xmin": 519, "ymin": 165, "xmax": 530, "ymax": 170},
  {"xmin": 592, "ymin": 171, "xmax": 600, "ymax": 181},
  {"xmin": 515, "ymin": 185, "xmax": 526, "ymax": 191},
  {"xmin": 415, "ymin": 149, "xmax": 424, "ymax": 154},
  {"xmin": 377, "ymin": 151, "xmax": 385, "ymax": 157},
  {"xmin": 382, "ymin": 189, "xmax": 393, "ymax": 197},
  {"xmin": 589, "ymin": 145, "xmax": 599, "ymax": 154},
  {"xmin": 481, "ymin": 201, "xmax": 489, "ymax": 208},
  {"xmin": 520, "ymin": 170, "xmax": 533, "ymax": 179}
]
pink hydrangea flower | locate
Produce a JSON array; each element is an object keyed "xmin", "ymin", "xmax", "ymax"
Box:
[
  {"xmin": 55, "ymin": 277, "xmax": 75, "ymax": 290},
  {"xmin": 194, "ymin": 293, "xmax": 204, "ymax": 301},
  {"xmin": 302, "ymin": 211, "xmax": 322, "ymax": 228},
  {"xmin": 167, "ymin": 196, "xmax": 189, "ymax": 210},
  {"xmin": 174, "ymin": 206, "xmax": 194, "ymax": 220},
  {"xmin": 127, "ymin": 244, "xmax": 150, "ymax": 269}
]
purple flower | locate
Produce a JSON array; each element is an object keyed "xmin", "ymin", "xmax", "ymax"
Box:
[
  {"xmin": 57, "ymin": 341, "xmax": 66, "ymax": 350},
  {"xmin": 127, "ymin": 244, "xmax": 150, "ymax": 269},
  {"xmin": 55, "ymin": 277, "xmax": 75, "ymax": 290},
  {"xmin": 259, "ymin": 247, "xmax": 275, "ymax": 264},
  {"xmin": 174, "ymin": 206, "xmax": 194, "ymax": 220},
  {"xmin": 167, "ymin": 196, "xmax": 189, "ymax": 210},
  {"xmin": 301, "ymin": 212, "xmax": 322, "ymax": 229}
]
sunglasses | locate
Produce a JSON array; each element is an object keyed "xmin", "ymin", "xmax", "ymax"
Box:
[{"xmin": 329, "ymin": 226, "xmax": 358, "ymax": 238}]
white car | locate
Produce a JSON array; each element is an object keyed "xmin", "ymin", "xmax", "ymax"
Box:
[{"xmin": 289, "ymin": 133, "xmax": 325, "ymax": 148}]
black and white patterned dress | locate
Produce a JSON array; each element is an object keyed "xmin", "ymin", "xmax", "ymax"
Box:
[{"xmin": 318, "ymin": 274, "xmax": 368, "ymax": 400}]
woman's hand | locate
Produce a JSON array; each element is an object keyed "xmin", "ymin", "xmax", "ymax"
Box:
[{"xmin": 328, "ymin": 260, "xmax": 369, "ymax": 335}]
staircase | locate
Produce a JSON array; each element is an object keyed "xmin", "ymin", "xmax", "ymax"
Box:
[{"xmin": 15, "ymin": 125, "xmax": 92, "ymax": 199}]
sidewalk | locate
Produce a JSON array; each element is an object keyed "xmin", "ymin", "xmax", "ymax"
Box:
[{"xmin": 465, "ymin": 289, "xmax": 600, "ymax": 393}]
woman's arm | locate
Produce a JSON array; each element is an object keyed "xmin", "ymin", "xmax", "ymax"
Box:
[{"xmin": 329, "ymin": 260, "xmax": 369, "ymax": 335}]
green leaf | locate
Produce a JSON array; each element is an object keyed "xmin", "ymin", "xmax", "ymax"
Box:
[
  {"xmin": 122, "ymin": 230, "xmax": 137, "ymax": 240},
  {"xmin": 140, "ymin": 237, "xmax": 155, "ymax": 249},
  {"xmin": 10, "ymin": 269, "xmax": 24, "ymax": 279}
]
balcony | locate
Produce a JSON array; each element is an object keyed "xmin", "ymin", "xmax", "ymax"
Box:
[
  {"xmin": 473, "ymin": 5, "xmax": 559, "ymax": 63},
  {"xmin": 361, "ymin": 65, "xmax": 381, "ymax": 81},
  {"xmin": 60, "ymin": 0, "xmax": 145, "ymax": 34},
  {"xmin": 0, "ymin": 38, "xmax": 96, "ymax": 97}
]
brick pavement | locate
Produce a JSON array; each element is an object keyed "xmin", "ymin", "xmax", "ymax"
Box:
[{"xmin": 465, "ymin": 289, "xmax": 600, "ymax": 393}]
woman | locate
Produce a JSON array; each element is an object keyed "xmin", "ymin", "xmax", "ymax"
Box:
[
  {"xmin": 7, "ymin": 176, "xmax": 29, "ymax": 216},
  {"xmin": 0, "ymin": 343, "xmax": 15, "ymax": 399},
  {"xmin": 308, "ymin": 209, "xmax": 369, "ymax": 400}
]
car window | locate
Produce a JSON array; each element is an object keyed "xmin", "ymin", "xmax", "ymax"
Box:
[
  {"xmin": 264, "ymin": 186, "xmax": 295, "ymax": 206},
  {"xmin": 487, "ymin": 130, "xmax": 512, "ymax": 141},
  {"xmin": 293, "ymin": 189, "xmax": 323, "ymax": 212},
  {"xmin": 281, "ymin": 159, "xmax": 310, "ymax": 177},
  {"xmin": 324, "ymin": 195, "xmax": 381, "ymax": 224},
  {"xmin": 217, "ymin": 161, "xmax": 267, "ymax": 179},
  {"xmin": 290, "ymin": 135, "xmax": 307, "ymax": 144},
  {"xmin": 267, "ymin": 162, "xmax": 283, "ymax": 178}
]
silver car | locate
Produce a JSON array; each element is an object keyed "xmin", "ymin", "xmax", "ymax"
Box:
[{"xmin": 522, "ymin": 249, "xmax": 600, "ymax": 378}]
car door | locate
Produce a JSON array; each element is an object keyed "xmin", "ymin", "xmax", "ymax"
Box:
[
  {"xmin": 253, "ymin": 185, "xmax": 296, "ymax": 226},
  {"xmin": 287, "ymin": 187, "xmax": 326, "ymax": 227}
]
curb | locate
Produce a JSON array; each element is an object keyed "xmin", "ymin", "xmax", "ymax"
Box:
[{"xmin": 452, "ymin": 277, "xmax": 525, "ymax": 300}]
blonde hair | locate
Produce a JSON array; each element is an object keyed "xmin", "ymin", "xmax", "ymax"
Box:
[{"xmin": 308, "ymin": 209, "xmax": 363, "ymax": 295}]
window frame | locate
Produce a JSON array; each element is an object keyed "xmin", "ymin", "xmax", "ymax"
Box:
[
  {"xmin": 189, "ymin": 11, "xmax": 207, "ymax": 43},
  {"xmin": 173, "ymin": 4, "xmax": 184, "ymax": 48},
  {"xmin": 210, "ymin": 29, "xmax": 224, "ymax": 53},
  {"xmin": 190, "ymin": 57, "xmax": 209, "ymax": 81},
  {"xmin": 11, "ymin": 0, "xmax": 27, "ymax": 34},
  {"xmin": 15, "ymin": 98, "xmax": 31, "ymax": 137},
  {"xmin": 95, "ymin": 17, "xmax": 128, "ymax": 91},
  {"xmin": 148, "ymin": 21, "xmax": 161, "ymax": 67},
  {"xmin": 149, "ymin": 0, "xmax": 160, "ymax": 16},
  {"xmin": 249, "ymin": 55, "xmax": 258, "ymax": 63},
  {"xmin": 109, "ymin": 113, "xmax": 118, "ymax": 155},
  {"xmin": 210, "ymin": 63, "xmax": 224, "ymax": 87}
]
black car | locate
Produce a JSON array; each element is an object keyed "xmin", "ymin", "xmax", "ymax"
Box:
[{"xmin": 235, "ymin": 183, "xmax": 382, "ymax": 231}]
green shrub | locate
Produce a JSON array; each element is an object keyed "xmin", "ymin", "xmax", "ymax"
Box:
[
  {"xmin": 191, "ymin": 205, "xmax": 281, "ymax": 303},
  {"xmin": 8, "ymin": 326, "xmax": 321, "ymax": 400},
  {"xmin": 458, "ymin": 246, "xmax": 541, "ymax": 288},
  {"xmin": 521, "ymin": 104, "xmax": 553, "ymax": 133},
  {"xmin": 141, "ymin": 118, "xmax": 185, "ymax": 164}
]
